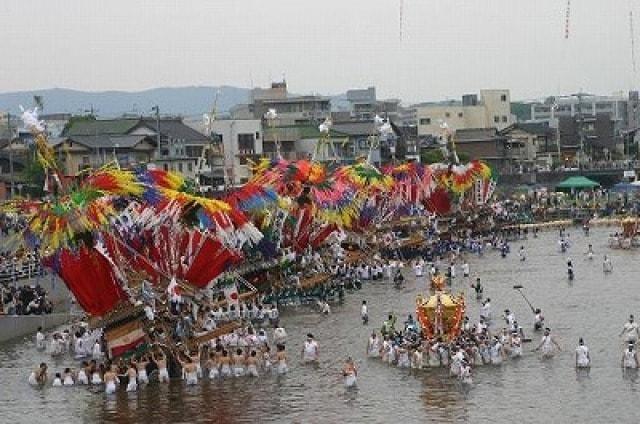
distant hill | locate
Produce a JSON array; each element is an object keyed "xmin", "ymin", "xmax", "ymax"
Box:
[{"xmin": 0, "ymin": 86, "xmax": 251, "ymax": 117}]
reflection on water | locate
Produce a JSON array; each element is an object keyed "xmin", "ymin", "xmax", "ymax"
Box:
[{"xmin": 2, "ymin": 228, "xmax": 640, "ymax": 423}]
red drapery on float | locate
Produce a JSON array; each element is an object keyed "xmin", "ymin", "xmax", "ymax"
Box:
[
  {"xmin": 424, "ymin": 188, "xmax": 452, "ymax": 216},
  {"xmin": 57, "ymin": 247, "xmax": 127, "ymax": 317},
  {"xmin": 182, "ymin": 231, "xmax": 242, "ymax": 288},
  {"xmin": 102, "ymin": 227, "xmax": 242, "ymax": 289},
  {"xmin": 310, "ymin": 224, "xmax": 337, "ymax": 249}
]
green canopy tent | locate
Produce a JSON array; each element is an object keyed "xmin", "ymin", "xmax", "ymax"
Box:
[{"xmin": 555, "ymin": 176, "xmax": 600, "ymax": 192}]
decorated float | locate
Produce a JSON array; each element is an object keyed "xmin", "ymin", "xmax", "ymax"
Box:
[
  {"xmin": 4, "ymin": 108, "xmax": 496, "ymax": 358},
  {"xmin": 609, "ymin": 217, "xmax": 640, "ymax": 249},
  {"xmin": 415, "ymin": 276, "xmax": 465, "ymax": 341}
]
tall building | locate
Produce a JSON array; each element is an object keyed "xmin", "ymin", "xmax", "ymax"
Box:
[
  {"xmin": 345, "ymin": 86, "xmax": 400, "ymax": 121},
  {"xmin": 209, "ymin": 119, "xmax": 263, "ymax": 186},
  {"xmin": 414, "ymin": 89, "xmax": 513, "ymax": 137},
  {"xmin": 231, "ymin": 81, "xmax": 331, "ymax": 126}
]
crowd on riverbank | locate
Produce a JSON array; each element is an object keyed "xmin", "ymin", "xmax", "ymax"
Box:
[{"xmin": 1, "ymin": 283, "xmax": 53, "ymax": 315}]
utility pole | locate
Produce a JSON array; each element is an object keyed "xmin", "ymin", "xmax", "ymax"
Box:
[
  {"xmin": 152, "ymin": 105, "xmax": 161, "ymax": 156},
  {"xmin": 573, "ymin": 93, "xmax": 586, "ymax": 169},
  {"xmin": 7, "ymin": 112, "xmax": 14, "ymax": 198}
]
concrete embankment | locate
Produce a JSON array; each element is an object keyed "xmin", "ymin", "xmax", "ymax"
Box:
[
  {"xmin": 1, "ymin": 274, "xmax": 76, "ymax": 343},
  {"xmin": 0, "ymin": 313, "xmax": 75, "ymax": 343}
]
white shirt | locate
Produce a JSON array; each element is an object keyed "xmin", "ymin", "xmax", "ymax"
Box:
[
  {"xmin": 505, "ymin": 313, "xmax": 515, "ymax": 326},
  {"xmin": 36, "ymin": 332, "xmax": 45, "ymax": 349},
  {"xmin": 361, "ymin": 304, "xmax": 368, "ymax": 317},
  {"xmin": 490, "ymin": 343, "xmax": 502, "ymax": 361},
  {"xmin": 144, "ymin": 305, "xmax": 155, "ymax": 321},
  {"xmin": 481, "ymin": 303, "xmax": 491, "ymax": 319},
  {"xmin": 414, "ymin": 264, "xmax": 423, "ymax": 277},
  {"xmin": 303, "ymin": 340, "xmax": 318, "ymax": 361},
  {"xmin": 576, "ymin": 345, "xmax": 589, "ymax": 365},
  {"xmin": 274, "ymin": 327, "xmax": 287, "ymax": 344},
  {"xmin": 623, "ymin": 322, "xmax": 639, "ymax": 341},
  {"xmin": 461, "ymin": 263, "xmax": 470, "ymax": 275}
]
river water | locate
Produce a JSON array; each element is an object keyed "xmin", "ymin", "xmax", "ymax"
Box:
[{"xmin": 1, "ymin": 227, "xmax": 640, "ymax": 424}]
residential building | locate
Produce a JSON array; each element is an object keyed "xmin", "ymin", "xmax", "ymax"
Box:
[
  {"xmin": 51, "ymin": 133, "xmax": 157, "ymax": 176},
  {"xmin": 526, "ymin": 92, "xmax": 640, "ymax": 163},
  {"xmin": 209, "ymin": 119, "xmax": 263, "ymax": 185},
  {"xmin": 345, "ymin": 86, "xmax": 400, "ymax": 121},
  {"xmin": 529, "ymin": 94, "xmax": 628, "ymax": 123},
  {"xmin": 254, "ymin": 95, "xmax": 331, "ymax": 126},
  {"xmin": 530, "ymin": 93, "xmax": 628, "ymax": 143},
  {"xmin": 415, "ymin": 90, "xmax": 513, "ymax": 137},
  {"xmin": 499, "ymin": 122, "xmax": 559, "ymax": 171},
  {"xmin": 330, "ymin": 121, "xmax": 393, "ymax": 164},
  {"xmin": 398, "ymin": 105, "xmax": 418, "ymax": 127},
  {"xmin": 558, "ymin": 114, "xmax": 619, "ymax": 164},
  {"xmin": 261, "ymin": 125, "xmax": 331, "ymax": 161},
  {"xmin": 59, "ymin": 117, "xmax": 208, "ymax": 178},
  {"xmin": 453, "ymin": 128, "xmax": 510, "ymax": 171},
  {"xmin": 346, "ymin": 87, "xmax": 376, "ymax": 120},
  {"xmin": 260, "ymin": 119, "xmax": 401, "ymax": 165},
  {"xmin": 40, "ymin": 113, "xmax": 71, "ymax": 138},
  {"xmin": 231, "ymin": 81, "xmax": 331, "ymax": 126}
]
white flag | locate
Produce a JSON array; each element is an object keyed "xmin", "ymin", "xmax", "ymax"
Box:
[{"xmin": 223, "ymin": 283, "xmax": 239, "ymax": 306}]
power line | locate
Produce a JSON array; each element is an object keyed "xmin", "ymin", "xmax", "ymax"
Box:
[
  {"xmin": 399, "ymin": 0, "xmax": 404, "ymax": 42},
  {"xmin": 564, "ymin": 0, "xmax": 571, "ymax": 39},
  {"xmin": 631, "ymin": 8, "xmax": 637, "ymax": 76}
]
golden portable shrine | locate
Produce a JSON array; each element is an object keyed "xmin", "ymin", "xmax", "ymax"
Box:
[{"xmin": 416, "ymin": 277, "xmax": 465, "ymax": 341}]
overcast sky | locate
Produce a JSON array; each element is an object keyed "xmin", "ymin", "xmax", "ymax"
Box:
[{"xmin": 0, "ymin": 0, "xmax": 636, "ymax": 103}]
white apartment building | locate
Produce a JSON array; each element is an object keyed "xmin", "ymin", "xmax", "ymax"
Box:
[{"xmin": 210, "ymin": 119, "xmax": 263, "ymax": 185}]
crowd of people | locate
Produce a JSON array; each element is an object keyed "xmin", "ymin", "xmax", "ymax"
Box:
[
  {"xmin": 29, "ymin": 321, "xmax": 304, "ymax": 391},
  {"xmin": 0, "ymin": 251, "xmax": 45, "ymax": 284},
  {"xmin": 24, "ymin": 215, "xmax": 639, "ymax": 395},
  {"xmin": 1, "ymin": 283, "xmax": 53, "ymax": 315}
]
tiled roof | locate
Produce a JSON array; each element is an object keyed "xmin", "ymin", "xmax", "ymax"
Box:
[
  {"xmin": 138, "ymin": 118, "xmax": 208, "ymax": 142},
  {"xmin": 63, "ymin": 119, "xmax": 140, "ymax": 136},
  {"xmin": 65, "ymin": 134, "xmax": 155, "ymax": 149}
]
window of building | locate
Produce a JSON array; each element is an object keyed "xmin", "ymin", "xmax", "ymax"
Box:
[
  {"xmin": 239, "ymin": 156, "xmax": 249, "ymax": 165},
  {"xmin": 188, "ymin": 162, "xmax": 193, "ymax": 173},
  {"xmin": 237, "ymin": 133, "xmax": 255, "ymax": 151},
  {"xmin": 445, "ymin": 112, "xmax": 451, "ymax": 118},
  {"xmin": 458, "ymin": 112, "xmax": 463, "ymax": 118},
  {"xmin": 82, "ymin": 156, "xmax": 90, "ymax": 166},
  {"xmin": 419, "ymin": 118, "xmax": 431, "ymax": 125},
  {"xmin": 178, "ymin": 163, "xmax": 183, "ymax": 173},
  {"xmin": 185, "ymin": 146, "xmax": 202, "ymax": 157},
  {"xmin": 240, "ymin": 177, "xmax": 249, "ymax": 184},
  {"xmin": 502, "ymin": 116, "xmax": 508, "ymax": 123},
  {"xmin": 494, "ymin": 116, "xmax": 500, "ymax": 123},
  {"xmin": 163, "ymin": 163, "xmax": 169, "ymax": 171},
  {"xmin": 501, "ymin": 94, "xmax": 507, "ymax": 102},
  {"xmin": 255, "ymin": 131, "xmax": 260, "ymax": 139}
]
